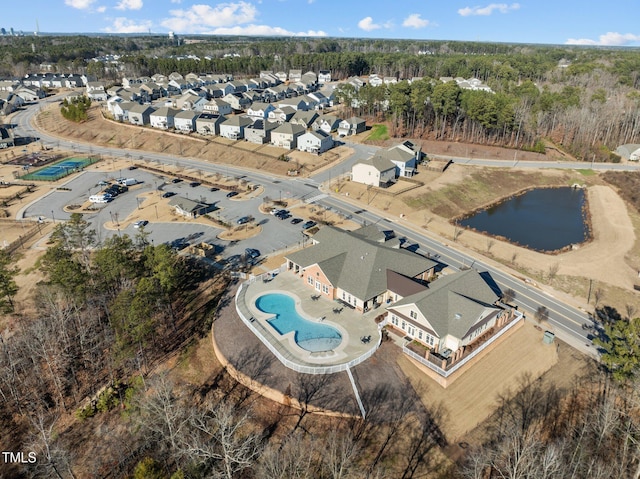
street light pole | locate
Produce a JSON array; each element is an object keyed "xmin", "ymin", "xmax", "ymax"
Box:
[{"xmin": 51, "ymin": 210, "xmax": 55, "ymax": 223}]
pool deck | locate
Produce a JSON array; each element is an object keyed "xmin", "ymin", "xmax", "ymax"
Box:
[{"xmin": 237, "ymin": 270, "xmax": 382, "ymax": 369}]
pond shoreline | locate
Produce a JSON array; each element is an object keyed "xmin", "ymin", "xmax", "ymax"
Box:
[{"xmin": 450, "ymin": 185, "xmax": 593, "ymax": 255}]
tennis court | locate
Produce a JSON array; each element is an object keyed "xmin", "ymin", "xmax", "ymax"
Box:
[{"xmin": 22, "ymin": 157, "xmax": 98, "ymax": 181}]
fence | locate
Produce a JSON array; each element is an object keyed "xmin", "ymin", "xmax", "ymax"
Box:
[
  {"xmin": 402, "ymin": 311, "xmax": 524, "ymax": 378},
  {"xmin": 234, "ymin": 282, "xmax": 381, "ymax": 375},
  {"xmin": 3, "ymin": 224, "xmax": 42, "ymax": 255}
]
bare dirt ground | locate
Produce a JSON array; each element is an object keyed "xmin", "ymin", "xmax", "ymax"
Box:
[
  {"xmin": 398, "ymin": 321, "xmax": 571, "ymax": 442},
  {"xmin": 333, "ymin": 163, "xmax": 640, "ymax": 315}
]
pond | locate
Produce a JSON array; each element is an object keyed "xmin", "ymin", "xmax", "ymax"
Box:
[{"xmin": 459, "ymin": 187, "xmax": 590, "ymax": 252}]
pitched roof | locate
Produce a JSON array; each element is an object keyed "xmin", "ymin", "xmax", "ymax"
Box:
[
  {"xmin": 168, "ymin": 196, "xmax": 206, "ymax": 214},
  {"xmin": 272, "ymin": 122, "xmax": 306, "ymax": 135},
  {"xmin": 150, "ymin": 106, "xmax": 179, "ymax": 117},
  {"xmin": 286, "ymin": 226, "xmax": 436, "ymax": 301},
  {"xmin": 355, "ymin": 156, "xmax": 396, "ymax": 173},
  {"xmin": 222, "ymin": 115, "xmax": 253, "ymax": 127},
  {"xmin": 391, "ymin": 269, "xmax": 501, "ymax": 339},
  {"xmin": 129, "ymin": 104, "xmax": 155, "ymax": 114}
]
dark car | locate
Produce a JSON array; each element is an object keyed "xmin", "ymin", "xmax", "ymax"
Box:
[
  {"xmin": 210, "ymin": 187, "xmax": 219, "ymax": 192},
  {"xmin": 189, "ymin": 182, "xmax": 201, "ymax": 187},
  {"xmin": 277, "ymin": 212, "xmax": 291, "ymax": 220},
  {"xmin": 226, "ymin": 191, "xmax": 239, "ymax": 198},
  {"xmin": 290, "ymin": 218, "xmax": 303, "ymax": 225},
  {"xmin": 171, "ymin": 178, "xmax": 182, "ymax": 183},
  {"xmin": 162, "ymin": 191, "xmax": 176, "ymax": 198},
  {"xmin": 236, "ymin": 216, "xmax": 251, "ymax": 225},
  {"xmin": 128, "ymin": 166, "xmax": 138, "ymax": 170},
  {"xmin": 302, "ymin": 220, "xmax": 317, "ymax": 229},
  {"xmin": 245, "ymin": 248, "xmax": 260, "ymax": 259}
]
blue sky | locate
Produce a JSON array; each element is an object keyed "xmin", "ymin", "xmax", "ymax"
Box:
[{"xmin": 5, "ymin": 0, "xmax": 640, "ymax": 46}]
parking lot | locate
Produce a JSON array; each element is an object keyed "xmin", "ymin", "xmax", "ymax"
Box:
[{"xmin": 22, "ymin": 168, "xmax": 325, "ymax": 263}]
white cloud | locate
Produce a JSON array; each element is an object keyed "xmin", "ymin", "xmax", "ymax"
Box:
[
  {"xmin": 161, "ymin": 2, "xmax": 258, "ymax": 32},
  {"xmin": 403, "ymin": 13, "xmax": 430, "ymax": 29},
  {"xmin": 170, "ymin": 0, "xmax": 182, "ymax": 3},
  {"xmin": 208, "ymin": 25, "xmax": 326, "ymax": 36},
  {"xmin": 458, "ymin": 3, "xmax": 520, "ymax": 16},
  {"xmin": 64, "ymin": 0, "xmax": 95, "ymax": 9},
  {"xmin": 358, "ymin": 16, "xmax": 381, "ymax": 32},
  {"xmin": 97, "ymin": 5, "xmax": 107, "ymax": 12},
  {"xmin": 566, "ymin": 32, "xmax": 640, "ymax": 46},
  {"xmin": 115, "ymin": 0, "xmax": 143, "ymax": 11},
  {"xmin": 104, "ymin": 17, "xmax": 152, "ymax": 33}
]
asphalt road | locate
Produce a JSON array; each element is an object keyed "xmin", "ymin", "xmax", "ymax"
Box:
[{"xmin": 11, "ymin": 96, "xmax": 615, "ymax": 356}]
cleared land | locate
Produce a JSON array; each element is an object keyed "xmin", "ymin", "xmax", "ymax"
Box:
[{"xmin": 398, "ymin": 321, "xmax": 566, "ymax": 442}]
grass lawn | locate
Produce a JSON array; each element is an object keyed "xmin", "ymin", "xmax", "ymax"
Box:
[
  {"xmin": 577, "ymin": 169, "xmax": 596, "ymax": 176},
  {"xmin": 366, "ymin": 124, "xmax": 389, "ymax": 141}
]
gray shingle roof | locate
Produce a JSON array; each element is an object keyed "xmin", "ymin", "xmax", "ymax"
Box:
[
  {"xmin": 391, "ymin": 269, "xmax": 501, "ymax": 339},
  {"xmin": 355, "ymin": 156, "xmax": 396, "ymax": 173},
  {"xmin": 286, "ymin": 226, "xmax": 436, "ymax": 302}
]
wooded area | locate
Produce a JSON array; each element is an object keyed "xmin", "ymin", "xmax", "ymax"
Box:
[{"xmin": 2, "ymin": 36, "xmax": 640, "ymax": 159}]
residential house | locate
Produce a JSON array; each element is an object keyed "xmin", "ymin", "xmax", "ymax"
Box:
[
  {"xmin": 0, "ymin": 80, "xmax": 20, "ymax": 92},
  {"xmin": 383, "ymin": 77, "xmax": 398, "ymax": 85},
  {"xmin": 270, "ymin": 122, "xmax": 306, "ymax": 149},
  {"xmin": 338, "ymin": 117, "xmax": 366, "ymax": 137},
  {"xmin": 0, "ymin": 91, "xmax": 24, "ymax": 113},
  {"xmin": 112, "ymin": 101, "xmax": 136, "ymax": 122},
  {"xmin": 268, "ymin": 106, "xmax": 296, "ymax": 124},
  {"xmin": 174, "ymin": 110, "xmax": 199, "ymax": 132},
  {"xmin": 386, "ymin": 269, "xmax": 509, "ymax": 358},
  {"xmin": 368, "ymin": 75, "xmax": 383, "ymax": 87},
  {"xmin": 278, "ymin": 97, "xmax": 309, "ymax": 111},
  {"xmin": 301, "ymin": 71, "xmax": 317, "ymax": 87},
  {"xmin": 285, "ymin": 225, "xmax": 436, "ymax": 312},
  {"xmin": 219, "ymin": 115, "xmax": 253, "ymax": 140},
  {"xmin": 204, "ymin": 99, "xmax": 232, "ymax": 116},
  {"xmin": 318, "ymin": 70, "xmax": 332, "ymax": 84},
  {"xmin": 351, "ymin": 157, "xmax": 397, "ymax": 187},
  {"xmin": 346, "ymin": 76, "xmax": 365, "ymax": 90},
  {"xmin": 208, "ymin": 83, "xmax": 235, "ymax": 98},
  {"xmin": 381, "ymin": 141, "xmax": 422, "ymax": 177},
  {"xmin": 149, "ymin": 107, "xmax": 179, "ymax": 129},
  {"xmin": 168, "ymin": 196, "xmax": 213, "ymax": 218},
  {"xmin": 290, "ymin": 110, "xmax": 319, "ymax": 130},
  {"xmin": 86, "ymin": 81, "xmax": 107, "ymax": 101},
  {"xmin": 0, "ymin": 126, "xmax": 15, "ymax": 148},
  {"xmin": 137, "ymin": 82, "xmax": 165, "ymax": 102},
  {"xmin": 174, "ymin": 93, "xmax": 207, "ymax": 112},
  {"xmin": 288, "ymin": 70, "xmax": 302, "ymax": 82},
  {"xmin": 615, "ymin": 144, "xmax": 640, "ymax": 161},
  {"xmin": 313, "ymin": 114, "xmax": 341, "ymax": 134},
  {"xmin": 223, "ymin": 92, "xmax": 251, "ymax": 111},
  {"xmin": 229, "ymin": 80, "xmax": 248, "ymax": 93},
  {"xmin": 14, "ymin": 85, "xmax": 45, "ymax": 102},
  {"xmin": 196, "ymin": 113, "xmax": 226, "ymax": 136},
  {"xmin": 297, "ymin": 130, "xmax": 334, "ymax": 154},
  {"xmin": 244, "ymin": 119, "xmax": 278, "ymax": 144},
  {"xmin": 307, "ymin": 91, "xmax": 329, "ymax": 109},
  {"xmin": 275, "ymin": 71, "xmax": 288, "ymax": 83},
  {"xmin": 246, "ymin": 101, "xmax": 276, "ymax": 120}
]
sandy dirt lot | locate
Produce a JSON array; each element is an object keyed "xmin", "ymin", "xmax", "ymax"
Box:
[
  {"xmin": 333, "ymin": 163, "xmax": 640, "ymax": 314},
  {"xmin": 398, "ymin": 321, "xmax": 561, "ymax": 441}
]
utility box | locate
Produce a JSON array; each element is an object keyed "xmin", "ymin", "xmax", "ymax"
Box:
[{"xmin": 543, "ymin": 331, "xmax": 555, "ymax": 345}]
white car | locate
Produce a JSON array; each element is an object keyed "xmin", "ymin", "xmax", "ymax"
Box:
[{"xmin": 133, "ymin": 220, "xmax": 148, "ymax": 228}]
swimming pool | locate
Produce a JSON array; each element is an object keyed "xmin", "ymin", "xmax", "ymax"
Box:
[
  {"xmin": 22, "ymin": 157, "xmax": 97, "ymax": 181},
  {"xmin": 255, "ymin": 293, "xmax": 342, "ymax": 353}
]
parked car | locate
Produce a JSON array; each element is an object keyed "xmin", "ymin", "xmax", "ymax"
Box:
[
  {"xmin": 128, "ymin": 166, "xmax": 138, "ymax": 170},
  {"xmin": 277, "ymin": 212, "xmax": 291, "ymax": 220},
  {"xmin": 189, "ymin": 182, "xmax": 201, "ymax": 187},
  {"xmin": 133, "ymin": 220, "xmax": 148, "ymax": 228},
  {"xmin": 226, "ymin": 191, "xmax": 239, "ymax": 198},
  {"xmin": 162, "ymin": 191, "xmax": 176, "ymax": 198},
  {"xmin": 245, "ymin": 248, "xmax": 260, "ymax": 259},
  {"xmin": 171, "ymin": 178, "xmax": 182, "ymax": 183},
  {"xmin": 210, "ymin": 187, "xmax": 219, "ymax": 192},
  {"xmin": 302, "ymin": 220, "xmax": 317, "ymax": 229},
  {"xmin": 236, "ymin": 216, "xmax": 251, "ymax": 225},
  {"xmin": 290, "ymin": 218, "xmax": 303, "ymax": 224},
  {"xmin": 270, "ymin": 207, "xmax": 280, "ymax": 215}
]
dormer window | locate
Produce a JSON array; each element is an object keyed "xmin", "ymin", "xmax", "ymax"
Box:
[{"xmin": 410, "ymin": 310, "xmax": 417, "ymax": 319}]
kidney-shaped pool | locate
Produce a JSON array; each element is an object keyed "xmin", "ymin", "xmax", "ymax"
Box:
[{"xmin": 255, "ymin": 293, "xmax": 342, "ymax": 353}]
